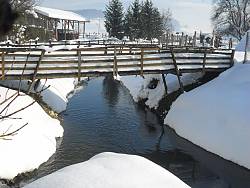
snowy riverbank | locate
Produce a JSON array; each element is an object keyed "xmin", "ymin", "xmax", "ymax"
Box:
[
  {"xmin": 0, "ymin": 78, "xmax": 79, "ymax": 180},
  {"xmin": 120, "ymin": 73, "xmax": 203, "ymax": 109},
  {"xmin": 165, "ymin": 64, "xmax": 250, "ymax": 169}
]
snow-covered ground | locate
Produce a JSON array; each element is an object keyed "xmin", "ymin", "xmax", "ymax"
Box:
[
  {"xmin": 164, "ymin": 33, "xmax": 250, "ymax": 169},
  {"xmin": 165, "ymin": 64, "xmax": 250, "ymax": 169},
  {"xmin": 24, "ymin": 152, "xmax": 190, "ymax": 188},
  {"xmin": 0, "ymin": 87, "xmax": 63, "ymax": 180},
  {"xmin": 120, "ymin": 73, "xmax": 203, "ymax": 109},
  {"xmin": 0, "ymin": 78, "xmax": 76, "ymax": 113}
]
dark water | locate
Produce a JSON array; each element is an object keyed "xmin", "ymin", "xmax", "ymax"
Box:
[{"xmin": 24, "ymin": 77, "xmax": 250, "ymax": 188}]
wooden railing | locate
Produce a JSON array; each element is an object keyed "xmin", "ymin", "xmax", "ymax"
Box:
[{"xmin": 0, "ymin": 45, "xmax": 235, "ymax": 82}]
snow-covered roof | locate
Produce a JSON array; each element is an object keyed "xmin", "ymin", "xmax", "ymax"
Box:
[{"xmin": 34, "ymin": 6, "xmax": 87, "ymax": 22}]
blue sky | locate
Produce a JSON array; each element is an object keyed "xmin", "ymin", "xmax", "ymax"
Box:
[{"xmin": 40, "ymin": 0, "xmax": 213, "ymax": 33}]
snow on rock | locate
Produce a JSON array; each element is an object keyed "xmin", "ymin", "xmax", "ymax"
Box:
[
  {"xmin": 24, "ymin": 152, "xmax": 190, "ymax": 188},
  {"xmin": 165, "ymin": 64, "xmax": 250, "ymax": 169},
  {"xmin": 120, "ymin": 73, "xmax": 202, "ymax": 109},
  {"xmin": 0, "ymin": 78, "xmax": 76, "ymax": 113},
  {"xmin": 0, "ymin": 87, "xmax": 63, "ymax": 180}
]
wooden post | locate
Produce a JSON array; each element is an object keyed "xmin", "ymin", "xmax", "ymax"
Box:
[
  {"xmin": 77, "ymin": 50, "xmax": 82, "ymax": 82},
  {"xmin": 243, "ymin": 31, "xmax": 249, "ymax": 64},
  {"xmin": 193, "ymin": 31, "xmax": 197, "ymax": 47},
  {"xmin": 1, "ymin": 52, "xmax": 5, "ymax": 80},
  {"xmin": 171, "ymin": 34, "xmax": 174, "ymax": 45},
  {"xmin": 179, "ymin": 32, "xmax": 184, "ymax": 46},
  {"xmin": 184, "ymin": 35, "xmax": 188, "ymax": 46},
  {"xmin": 77, "ymin": 21, "xmax": 80, "ymax": 39},
  {"xmin": 202, "ymin": 50, "xmax": 207, "ymax": 73},
  {"xmin": 27, "ymin": 50, "xmax": 45, "ymax": 94},
  {"xmin": 229, "ymin": 38, "xmax": 233, "ymax": 49},
  {"xmin": 113, "ymin": 47, "xmax": 118, "ymax": 77},
  {"xmin": 170, "ymin": 48, "xmax": 184, "ymax": 93},
  {"xmin": 140, "ymin": 48, "xmax": 144, "ymax": 77},
  {"xmin": 230, "ymin": 49, "xmax": 235, "ymax": 67},
  {"xmin": 162, "ymin": 74, "xmax": 168, "ymax": 95}
]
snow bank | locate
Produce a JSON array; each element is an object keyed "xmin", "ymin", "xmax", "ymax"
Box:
[
  {"xmin": 0, "ymin": 87, "xmax": 63, "ymax": 180},
  {"xmin": 24, "ymin": 152, "xmax": 189, "ymax": 188},
  {"xmin": 165, "ymin": 64, "xmax": 250, "ymax": 169},
  {"xmin": 120, "ymin": 73, "xmax": 202, "ymax": 109},
  {"xmin": 0, "ymin": 78, "xmax": 76, "ymax": 113}
]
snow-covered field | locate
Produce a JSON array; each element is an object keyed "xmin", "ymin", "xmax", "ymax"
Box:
[
  {"xmin": 0, "ymin": 87, "xmax": 63, "ymax": 180},
  {"xmin": 24, "ymin": 152, "xmax": 190, "ymax": 188},
  {"xmin": 120, "ymin": 73, "xmax": 203, "ymax": 109}
]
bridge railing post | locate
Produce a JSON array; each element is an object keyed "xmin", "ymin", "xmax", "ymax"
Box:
[
  {"xmin": 170, "ymin": 48, "xmax": 184, "ymax": 93},
  {"xmin": 140, "ymin": 48, "xmax": 144, "ymax": 77},
  {"xmin": 230, "ymin": 49, "xmax": 235, "ymax": 67},
  {"xmin": 77, "ymin": 50, "xmax": 82, "ymax": 82},
  {"xmin": 202, "ymin": 50, "xmax": 207, "ymax": 73},
  {"xmin": 113, "ymin": 47, "xmax": 118, "ymax": 77},
  {"xmin": 1, "ymin": 52, "xmax": 5, "ymax": 80}
]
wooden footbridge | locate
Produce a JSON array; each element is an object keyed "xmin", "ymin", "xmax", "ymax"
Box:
[{"xmin": 0, "ymin": 41, "xmax": 235, "ymax": 91}]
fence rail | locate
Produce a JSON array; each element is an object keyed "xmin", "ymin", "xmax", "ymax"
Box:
[{"xmin": 0, "ymin": 44, "xmax": 234, "ymax": 82}]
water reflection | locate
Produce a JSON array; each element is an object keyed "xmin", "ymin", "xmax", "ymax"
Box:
[
  {"xmin": 164, "ymin": 125, "xmax": 250, "ymax": 188},
  {"xmin": 102, "ymin": 76, "xmax": 119, "ymax": 106}
]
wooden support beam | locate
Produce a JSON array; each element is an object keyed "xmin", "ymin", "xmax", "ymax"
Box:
[
  {"xmin": 77, "ymin": 50, "xmax": 82, "ymax": 82},
  {"xmin": 230, "ymin": 49, "xmax": 235, "ymax": 67},
  {"xmin": 162, "ymin": 74, "xmax": 168, "ymax": 95},
  {"xmin": 170, "ymin": 48, "xmax": 184, "ymax": 93},
  {"xmin": 140, "ymin": 48, "xmax": 144, "ymax": 77},
  {"xmin": 202, "ymin": 50, "xmax": 207, "ymax": 73},
  {"xmin": 113, "ymin": 47, "xmax": 118, "ymax": 77},
  {"xmin": 27, "ymin": 50, "xmax": 45, "ymax": 94},
  {"xmin": 1, "ymin": 52, "xmax": 5, "ymax": 80}
]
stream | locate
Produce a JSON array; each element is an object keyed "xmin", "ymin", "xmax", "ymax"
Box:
[{"xmin": 20, "ymin": 77, "xmax": 250, "ymax": 188}]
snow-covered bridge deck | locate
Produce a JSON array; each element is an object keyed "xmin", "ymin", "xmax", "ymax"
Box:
[{"xmin": 0, "ymin": 44, "xmax": 235, "ymax": 81}]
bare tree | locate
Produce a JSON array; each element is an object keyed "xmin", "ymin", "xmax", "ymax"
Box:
[
  {"xmin": 212, "ymin": 0, "xmax": 250, "ymax": 40},
  {"xmin": 162, "ymin": 9, "xmax": 173, "ymax": 33}
]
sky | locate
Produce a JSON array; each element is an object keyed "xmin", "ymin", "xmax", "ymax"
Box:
[{"xmin": 40, "ymin": 0, "xmax": 213, "ymax": 33}]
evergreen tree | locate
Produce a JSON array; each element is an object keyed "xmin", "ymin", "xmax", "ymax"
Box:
[
  {"xmin": 124, "ymin": 6, "xmax": 133, "ymax": 39},
  {"xmin": 124, "ymin": 0, "xmax": 142, "ymax": 40},
  {"xmin": 140, "ymin": 0, "xmax": 155, "ymax": 39},
  {"xmin": 130, "ymin": 0, "xmax": 142, "ymax": 39},
  {"xmin": 104, "ymin": 0, "xmax": 124, "ymax": 39}
]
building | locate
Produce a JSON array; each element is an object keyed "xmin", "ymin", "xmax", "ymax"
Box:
[{"xmin": 25, "ymin": 6, "xmax": 89, "ymax": 41}]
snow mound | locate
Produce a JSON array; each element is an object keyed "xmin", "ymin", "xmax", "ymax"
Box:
[
  {"xmin": 0, "ymin": 78, "xmax": 76, "ymax": 113},
  {"xmin": 24, "ymin": 152, "xmax": 189, "ymax": 188},
  {"xmin": 121, "ymin": 73, "xmax": 202, "ymax": 109},
  {"xmin": 0, "ymin": 87, "xmax": 63, "ymax": 180},
  {"xmin": 165, "ymin": 64, "xmax": 250, "ymax": 169}
]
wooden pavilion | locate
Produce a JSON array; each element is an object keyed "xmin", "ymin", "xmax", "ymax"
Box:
[{"xmin": 26, "ymin": 6, "xmax": 89, "ymax": 41}]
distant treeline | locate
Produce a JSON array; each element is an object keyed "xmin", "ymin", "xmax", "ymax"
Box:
[{"xmin": 104, "ymin": 0, "xmax": 172, "ymax": 40}]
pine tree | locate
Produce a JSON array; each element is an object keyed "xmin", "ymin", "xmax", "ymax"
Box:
[
  {"xmin": 140, "ymin": 0, "xmax": 154, "ymax": 39},
  {"xmin": 130, "ymin": 0, "xmax": 142, "ymax": 39},
  {"xmin": 124, "ymin": 6, "xmax": 133, "ymax": 39},
  {"xmin": 140, "ymin": 0, "xmax": 164, "ymax": 40},
  {"xmin": 104, "ymin": 0, "xmax": 124, "ymax": 39}
]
